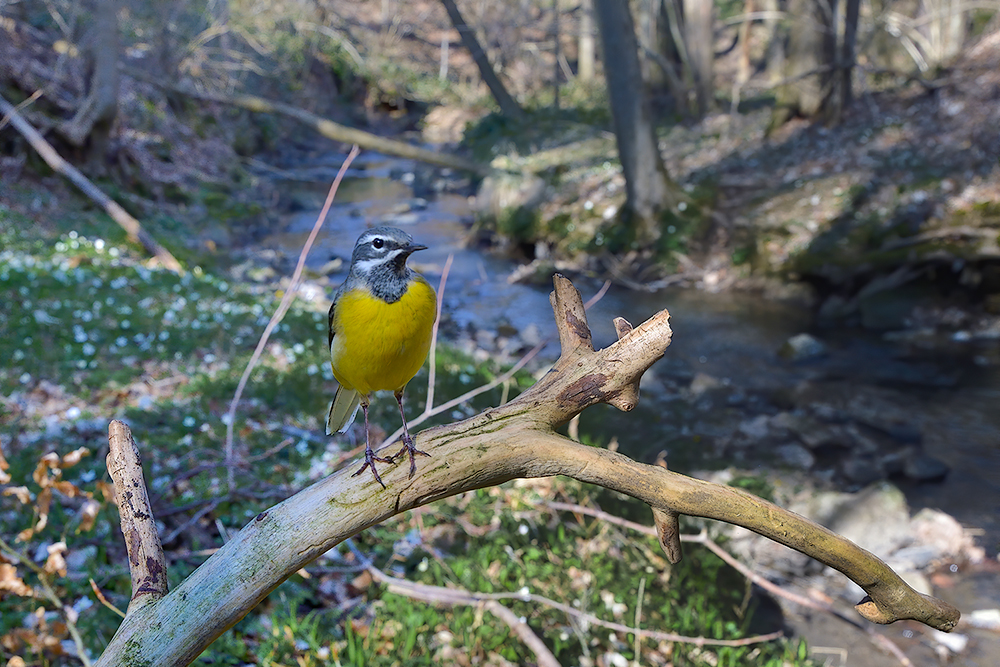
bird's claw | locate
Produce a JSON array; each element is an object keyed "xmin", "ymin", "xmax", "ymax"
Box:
[
  {"xmin": 388, "ymin": 435, "xmax": 430, "ymax": 479},
  {"xmin": 352, "ymin": 447, "xmax": 393, "ymax": 489}
]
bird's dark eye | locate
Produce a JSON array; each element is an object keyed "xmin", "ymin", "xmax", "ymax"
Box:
[{"xmin": 372, "ymin": 238, "xmax": 384, "ymax": 249}]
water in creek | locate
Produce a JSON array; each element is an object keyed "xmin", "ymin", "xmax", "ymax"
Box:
[{"xmin": 259, "ymin": 151, "xmax": 1000, "ymax": 662}]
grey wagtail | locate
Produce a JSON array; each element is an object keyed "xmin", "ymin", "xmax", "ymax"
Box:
[{"xmin": 326, "ymin": 226, "xmax": 437, "ymax": 487}]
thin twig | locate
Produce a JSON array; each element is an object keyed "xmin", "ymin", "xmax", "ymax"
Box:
[
  {"xmin": 425, "ymin": 253, "xmax": 454, "ymax": 412},
  {"xmin": 482, "ymin": 601, "xmax": 561, "ymax": 667},
  {"xmin": 381, "ymin": 338, "xmax": 546, "ymax": 446},
  {"xmin": 633, "ymin": 576, "xmax": 646, "ymax": 665},
  {"xmin": 160, "ymin": 499, "xmax": 221, "ymax": 547},
  {"xmin": 224, "ymin": 145, "xmax": 360, "ymax": 490},
  {"xmin": 0, "ymin": 89, "xmax": 42, "ymax": 131},
  {"xmin": 369, "ymin": 566, "xmax": 784, "ymax": 648},
  {"xmin": 545, "ymin": 500, "xmax": 915, "ymax": 666},
  {"xmin": 90, "ymin": 578, "xmax": 126, "ymax": 618}
]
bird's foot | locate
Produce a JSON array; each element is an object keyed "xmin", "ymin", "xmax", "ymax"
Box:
[
  {"xmin": 389, "ymin": 435, "xmax": 430, "ymax": 479},
  {"xmin": 352, "ymin": 446, "xmax": 393, "ymax": 489}
]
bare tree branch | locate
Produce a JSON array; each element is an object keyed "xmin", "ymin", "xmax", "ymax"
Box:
[{"xmin": 96, "ymin": 275, "xmax": 959, "ymax": 666}]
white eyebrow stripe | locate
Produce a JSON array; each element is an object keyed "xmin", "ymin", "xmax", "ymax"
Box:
[{"xmin": 358, "ymin": 233, "xmax": 390, "ymax": 246}]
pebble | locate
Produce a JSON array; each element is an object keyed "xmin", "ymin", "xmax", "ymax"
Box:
[
  {"xmin": 776, "ymin": 443, "xmax": 815, "ymax": 470},
  {"xmin": 903, "ymin": 453, "xmax": 950, "ymax": 482},
  {"xmin": 779, "ymin": 333, "xmax": 828, "ymax": 361}
]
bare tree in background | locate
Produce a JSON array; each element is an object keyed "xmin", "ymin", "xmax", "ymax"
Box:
[
  {"xmin": 833, "ymin": 0, "xmax": 861, "ymax": 122},
  {"xmin": 636, "ymin": 0, "xmax": 714, "ymax": 119},
  {"xmin": 60, "ymin": 0, "xmax": 120, "ymax": 165},
  {"xmin": 766, "ymin": 0, "xmax": 873, "ymax": 129},
  {"xmin": 593, "ymin": 0, "xmax": 681, "ymax": 243},
  {"xmin": 439, "ymin": 0, "xmax": 524, "ymax": 119},
  {"xmin": 769, "ymin": 0, "xmax": 834, "ymax": 130},
  {"xmin": 684, "ymin": 0, "xmax": 714, "ymax": 116},
  {"xmin": 578, "ymin": 0, "xmax": 596, "ymax": 82}
]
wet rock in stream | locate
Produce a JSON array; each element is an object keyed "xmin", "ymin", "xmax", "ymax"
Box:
[{"xmin": 702, "ymin": 372, "xmax": 954, "ymax": 493}]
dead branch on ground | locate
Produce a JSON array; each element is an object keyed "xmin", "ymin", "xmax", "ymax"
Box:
[
  {"xmin": 120, "ymin": 66, "xmax": 493, "ymax": 177},
  {"xmin": 0, "ymin": 92, "xmax": 184, "ymax": 274},
  {"xmin": 96, "ymin": 275, "xmax": 959, "ymax": 666}
]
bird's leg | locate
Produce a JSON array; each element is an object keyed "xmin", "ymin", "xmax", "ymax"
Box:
[
  {"xmin": 389, "ymin": 390, "xmax": 430, "ymax": 478},
  {"xmin": 351, "ymin": 400, "xmax": 392, "ymax": 489}
]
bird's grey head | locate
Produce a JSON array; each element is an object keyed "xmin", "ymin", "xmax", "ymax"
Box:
[{"xmin": 350, "ymin": 226, "xmax": 427, "ymax": 278}]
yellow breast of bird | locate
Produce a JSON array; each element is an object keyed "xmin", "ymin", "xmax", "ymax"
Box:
[{"xmin": 331, "ymin": 277, "xmax": 437, "ymax": 396}]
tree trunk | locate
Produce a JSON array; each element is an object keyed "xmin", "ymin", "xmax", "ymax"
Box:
[
  {"xmin": 924, "ymin": 0, "xmax": 966, "ymax": 64},
  {"xmin": 656, "ymin": 0, "xmax": 692, "ymax": 115},
  {"xmin": 439, "ymin": 0, "xmax": 524, "ymax": 119},
  {"xmin": 769, "ymin": 0, "xmax": 836, "ymax": 130},
  {"xmin": 578, "ymin": 0, "xmax": 596, "ymax": 82},
  {"xmin": 769, "ymin": 0, "xmax": 864, "ymax": 129},
  {"xmin": 833, "ymin": 0, "xmax": 861, "ymax": 122},
  {"xmin": 552, "ymin": 0, "xmax": 561, "ymax": 109},
  {"xmin": 736, "ymin": 0, "xmax": 755, "ymax": 86},
  {"xmin": 59, "ymin": 0, "xmax": 120, "ymax": 164},
  {"xmin": 593, "ymin": 0, "xmax": 678, "ymax": 243},
  {"xmin": 763, "ymin": 0, "xmax": 785, "ymax": 85},
  {"xmin": 684, "ymin": 0, "xmax": 714, "ymax": 117}
]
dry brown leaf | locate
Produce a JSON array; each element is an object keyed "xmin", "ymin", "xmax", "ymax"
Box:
[
  {"xmin": 0, "ymin": 562, "xmax": 34, "ymax": 597},
  {"xmin": 32, "ymin": 452, "xmax": 61, "ymax": 486},
  {"xmin": 0, "ymin": 439, "xmax": 10, "ymax": 485},
  {"xmin": 2, "ymin": 486, "xmax": 32, "ymax": 505},
  {"xmin": 77, "ymin": 498, "xmax": 100, "ymax": 533},
  {"xmin": 60, "ymin": 447, "xmax": 90, "ymax": 468},
  {"xmin": 35, "ymin": 487, "xmax": 52, "ymax": 524},
  {"xmin": 95, "ymin": 479, "xmax": 115, "ymax": 502},
  {"xmin": 44, "ymin": 542, "xmax": 68, "ymax": 577},
  {"xmin": 52, "ymin": 480, "xmax": 81, "ymax": 498}
]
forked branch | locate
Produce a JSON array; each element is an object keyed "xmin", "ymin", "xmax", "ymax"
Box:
[{"xmin": 97, "ymin": 275, "xmax": 959, "ymax": 666}]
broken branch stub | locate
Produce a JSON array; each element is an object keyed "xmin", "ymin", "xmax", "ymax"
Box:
[
  {"xmin": 106, "ymin": 420, "xmax": 168, "ymax": 613},
  {"xmin": 511, "ymin": 274, "xmax": 669, "ymax": 428}
]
